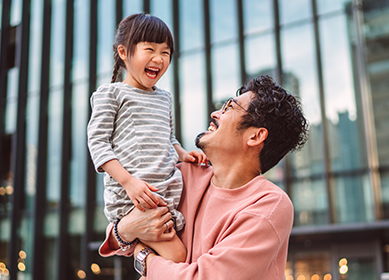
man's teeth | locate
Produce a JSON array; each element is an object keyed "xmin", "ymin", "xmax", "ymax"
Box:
[{"xmin": 208, "ymin": 126, "xmax": 216, "ymax": 132}]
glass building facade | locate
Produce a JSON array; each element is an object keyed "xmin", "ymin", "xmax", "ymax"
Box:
[{"xmin": 0, "ymin": 0, "xmax": 389, "ymax": 279}]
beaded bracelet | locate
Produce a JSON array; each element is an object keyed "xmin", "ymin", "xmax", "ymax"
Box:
[{"xmin": 114, "ymin": 219, "xmax": 137, "ymax": 251}]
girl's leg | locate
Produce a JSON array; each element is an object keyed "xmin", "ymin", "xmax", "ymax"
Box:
[{"xmin": 143, "ymin": 234, "xmax": 186, "ymax": 263}]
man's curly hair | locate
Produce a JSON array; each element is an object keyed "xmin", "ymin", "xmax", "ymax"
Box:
[{"xmin": 237, "ymin": 75, "xmax": 309, "ymax": 174}]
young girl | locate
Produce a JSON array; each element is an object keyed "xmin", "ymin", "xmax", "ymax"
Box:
[{"xmin": 87, "ymin": 13, "xmax": 207, "ymax": 263}]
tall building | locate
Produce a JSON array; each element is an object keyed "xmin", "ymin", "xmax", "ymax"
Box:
[{"xmin": 0, "ymin": 0, "xmax": 388, "ymax": 279}]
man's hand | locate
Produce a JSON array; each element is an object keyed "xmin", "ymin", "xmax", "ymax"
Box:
[
  {"xmin": 117, "ymin": 199, "xmax": 175, "ymax": 243},
  {"xmin": 123, "ymin": 177, "xmax": 160, "ymax": 211}
]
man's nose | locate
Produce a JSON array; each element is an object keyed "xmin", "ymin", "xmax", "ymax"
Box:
[{"xmin": 211, "ymin": 110, "xmax": 221, "ymax": 119}]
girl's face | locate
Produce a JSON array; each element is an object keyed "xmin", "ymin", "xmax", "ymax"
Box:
[{"xmin": 119, "ymin": 41, "xmax": 171, "ymax": 91}]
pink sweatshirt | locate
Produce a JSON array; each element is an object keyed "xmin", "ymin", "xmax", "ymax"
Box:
[{"xmin": 100, "ymin": 162, "xmax": 294, "ymax": 280}]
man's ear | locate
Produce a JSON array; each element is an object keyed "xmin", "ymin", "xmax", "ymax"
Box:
[
  {"xmin": 247, "ymin": 127, "xmax": 268, "ymax": 147},
  {"xmin": 117, "ymin": 44, "xmax": 127, "ymax": 60}
]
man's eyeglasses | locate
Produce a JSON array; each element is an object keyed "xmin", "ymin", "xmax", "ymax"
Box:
[{"xmin": 220, "ymin": 98, "xmax": 256, "ymax": 119}]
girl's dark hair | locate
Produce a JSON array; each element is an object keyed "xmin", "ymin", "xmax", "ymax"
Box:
[
  {"xmin": 111, "ymin": 13, "xmax": 175, "ymax": 83},
  {"xmin": 237, "ymin": 75, "xmax": 309, "ymax": 174}
]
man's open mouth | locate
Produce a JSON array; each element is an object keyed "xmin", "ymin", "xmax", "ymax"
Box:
[
  {"xmin": 145, "ymin": 67, "xmax": 160, "ymax": 78},
  {"xmin": 208, "ymin": 120, "xmax": 218, "ymax": 132}
]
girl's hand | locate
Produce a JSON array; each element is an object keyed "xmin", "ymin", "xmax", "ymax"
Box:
[
  {"xmin": 123, "ymin": 178, "xmax": 160, "ymax": 211},
  {"xmin": 183, "ymin": 150, "xmax": 209, "ymax": 166}
]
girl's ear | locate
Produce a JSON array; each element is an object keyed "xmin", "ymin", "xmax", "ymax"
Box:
[
  {"xmin": 247, "ymin": 127, "xmax": 268, "ymax": 147},
  {"xmin": 117, "ymin": 44, "xmax": 127, "ymax": 60}
]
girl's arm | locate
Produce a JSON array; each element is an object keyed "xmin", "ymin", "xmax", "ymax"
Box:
[{"xmin": 101, "ymin": 159, "xmax": 160, "ymax": 211}]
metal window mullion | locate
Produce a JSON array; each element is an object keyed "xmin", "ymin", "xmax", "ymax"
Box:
[
  {"xmin": 55, "ymin": 0, "xmax": 74, "ymax": 279},
  {"xmin": 273, "ymin": 0, "xmax": 283, "ymax": 82},
  {"xmin": 31, "ymin": 0, "xmax": 52, "ymax": 279},
  {"xmin": 143, "ymin": 0, "xmax": 150, "ymax": 14},
  {"xmin": 351, "ymin": 0, "xmax": 382, "ymax": 220},
  {"xmin": 203, "ymin": 0, "xmax": 213, "ymax": 117},
  {"xmin": 116, "ymin": 0, "xmax": 123, "ymax": 26},
  {"xmin": 82, "ymin": 0, "xmax": 98, "ymax": 276},
  {"xmin": 0, "ymin": 0, "xmax": 12, "ymax": 164},
  {"xmin": 237, "ymin": 0, "xmax": 246, "ymax": 85},
  {"xmin": 172, "ymin": 0, "xmax": 182, "ymax": 142},
  {"xmin": 8, "ymin": 0, "xmax": 31, "ymax": 279},
  {"xmin": 311, "ymin": 0, "xmax": 336, "ymax": 224}
]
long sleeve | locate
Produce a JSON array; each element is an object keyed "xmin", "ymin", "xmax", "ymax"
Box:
[
  {"xmin": 87, "ymin": 84, "xmax": 119, "ymax": 173},
  {"xmin": 147, "ymin": 195, "xmax": 293, "ymax": 280}
]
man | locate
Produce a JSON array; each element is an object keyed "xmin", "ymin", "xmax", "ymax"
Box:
[{"xmin": 99, "ymin": 75, "xmax": 309, "ymax": 279}]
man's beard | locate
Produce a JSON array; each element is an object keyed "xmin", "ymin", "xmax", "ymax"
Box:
[{"xmin": 195, "ymin": 132, "xmax": 206, "ymax": 150}]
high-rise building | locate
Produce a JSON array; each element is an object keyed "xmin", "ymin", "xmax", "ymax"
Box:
[{"xmin": 1, "ymin": 0, "xmax": 388, "ymax": 279}]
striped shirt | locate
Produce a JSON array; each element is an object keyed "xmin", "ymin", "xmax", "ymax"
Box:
[{"xmin": 87, "ymin": 82, "xmax": 184, "ymax": 230}]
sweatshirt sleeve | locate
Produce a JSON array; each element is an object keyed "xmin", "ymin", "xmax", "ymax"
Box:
[
  {"xmin": 147, "ymin": 195, "xmax": 293, "ymax": 280},
  {"xmin": 167, "ymin": 91, "xmax": 180, "ymax": 146},
  {"xmin": 99, "ymin": 223, "xmax": 135, "ymax": 257},
  {"xmin": 87, "ymin": 84, "xmax": 119, "ymax": 173}
]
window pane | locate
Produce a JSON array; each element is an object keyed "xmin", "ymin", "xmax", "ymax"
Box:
[
  {"xmin": 49, "ymin": 0, "xmax": 66, "ymax": 87},
  {"xmin": 70, "ymin": 83, "xmax": 88, "ymax": 208},
  {"xmin": 245, "ymin": 32, "xmax": 276, "ymax": 79},
  {"xmin": 123, "ymin": 0, "xmax": 142, "ymax": 17},
  {"xmin": 151, "ymin": 0, "xmax": 173, "ymax": 29},
  {"xmin": 281, "ymin": 24, "xmax": 324, "ymax": 178},
  {"xmin": 72, "ymin": 0, "xmax": 90, "ymax": 82},
  {"xmin": 97, "ymin": 0, "xmax": 115, "ymax": 77},
  {"xmin": 317, "ymin": 0, "xmax": 350, "ymax": 15},
  {"xmin": 360, "ymin": 1, "xmax": 389, "ymax": 166},
  {"xmin": 46, "ymin": 89, "xmax": 63, "ymax": 209},
  {"xmin": 293, "ymin": 253, "xmax": 331, "ymax": 280},
  {"xmin": 180, "ymin": 52, "xmax": 206, "ymax": 152},
  {"xmin": 10, "ymin": 0, "xmax": 22, "ymax": 25},
  {"xmin": 28, "ymin": 0, "xmax": 43, "ymax": 92},
  {"xmin": 210, "ymin": 0, "xmax": 237, "ymax": 43},
  {"xmin": 5, "ymin": 68, "xmax": 19, "ymax": 133},
  {"xmin": 180, "ymin": 0, "xmax": 204, "ymax": 51},
  {"xmin": 320, "ymin": 14, "xmax": 366, "ymax": 172},
  {"xmin": 291, "ymin": 178, "xmax": 328, "ymax": 226},
  {"xmin": 334, "ymin": 174, "xmax": 374, "ymax": 223},
  {"xmin": 212, "ymin": 43, "xmax": 240, "ymax": 102},
  {"xmin": 243, "ymin": 0, "xmax": 273, "ymax": 34},
  {"xmin": 279, "ymin": 0, "xmax": 311, "ymax": 25}
]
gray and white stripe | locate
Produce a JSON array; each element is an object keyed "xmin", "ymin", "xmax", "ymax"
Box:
[{"xmin": 87, "ymin": 83, "xmax": 184, "ymax": 230}]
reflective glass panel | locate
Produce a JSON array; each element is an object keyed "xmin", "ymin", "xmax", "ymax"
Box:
[
  {"xmin": 28, "ymin": 0, "xmax": 43, "ymax": 92},
  {"xmin": 212, "ymin": 43, "xmax": 240, "ymax": 103},
  {"xmin": 24, "ymin": 93, "xmax": 39, "ymax": 211},
  {"xmin": 243, "ymin": 0, "xmax": 273, "ymax": 34},
  {"xmin": 70, "ymin": 83, "xmax": 88, "ymax": 208},
  {"xmin": 19, "ymin": 217, "xmax": 33, "ymax": 278},
  {"xmin": 97, "ymin": 0, "xmax": 115, "ymax": 76},
  {"xmin": 279, "ymin": 0, "xmax": 311, "ymax": 25},
  {"xmin": 341, "ymin": 257, "xmax": 377, "ymax": 280},
  {"xmin": 291, "ymin": 178, "xmax": 328, "ymax": 226},
  {"xmin": 180, "ymin": 52, "xmax": 206, "ymax": 152},
  {"xmin": 42, "ymin": 234, "xmax": 58, "ymax": 280},
  {"xmin": 210, "ymin": 0, "xmax": 237, "ymax": 43},
  {"xmin": 49, "ymin": 0, "xmax": 65, "ymax": 87},
  {"xmin": 72, "ymin": 0, "xmax": 90, "ymax": 82},
  {"xmin": 180, "ymin": 0, "xmax": 204, "ymax": 51},
  {"xmin": 317, "ymin": 0, "xmax": 350, "ymax": 15},
  {"xmin": 320, "ymin": 14, "xmax": 366, "ymax": 171},
  {"xmin": 360, "ymin": 1, "xmax": 389, "ymax": 166},
  {"xmin": 10, "ymin": 0, "xmax": 22, "ymax": 25},
  {"xmin": 381, "ymin": 171, "xmax": 389, "ymax": 219},
  {"xmin": 46, "ymin": 88, "xmax": 63, "ymax": 209},
  {"xmin": 123, "ymin": 0, "xmax": 142, "ymax": 17},
  {"xmin": 334, "ymin": 174, "xmax": 374, "ymax": 223},
  {"xmin": 245, "ymin": 32, "xmax": 276, "ymax": 79},
  {"xmin": 94, "ymin": 173, "xmax": 106, "ymax": 233},
  {"xmin": 5, "ymin": 68, "xmax": 18, "ymax": 134},
  {"xmin": 151, "ymin": 0, "xmax": 172, "ymax": 29},
  {"xmin": 281, "ymin": 24, "xmax": 324, "ymax": 178}
]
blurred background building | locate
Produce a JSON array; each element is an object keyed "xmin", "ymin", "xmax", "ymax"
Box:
[{"xmin": 0, "ymin": 0, "xmax": 389, "ymax": 279}]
